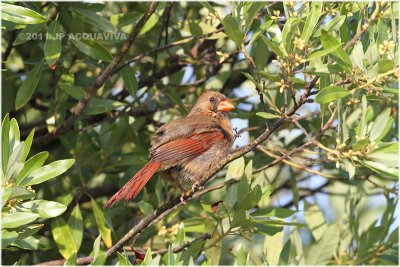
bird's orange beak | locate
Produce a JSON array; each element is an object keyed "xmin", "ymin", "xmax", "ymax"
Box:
[{"xmin": 217, "ymin": 99, "xmax": 235, "ymax": 112}]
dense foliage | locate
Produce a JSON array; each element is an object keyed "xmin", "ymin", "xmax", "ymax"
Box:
[{"xmin": 1, "ymin": 1, "xmax": 398, "ymax": 265}]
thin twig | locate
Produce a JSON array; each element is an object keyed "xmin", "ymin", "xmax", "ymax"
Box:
[{"xmin": 33, "ymin": 2, "xmax": 159, "ymax": 145}]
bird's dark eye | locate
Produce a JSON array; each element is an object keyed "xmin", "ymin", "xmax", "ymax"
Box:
[{"xmin": 209, "ymin": 96, "xmax": 216, "ymax": 102}]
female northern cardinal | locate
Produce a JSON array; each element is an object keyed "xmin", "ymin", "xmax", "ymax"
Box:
[{"xmin": 104, "ymin": 90, "xmax": 235, "ymax": 207}]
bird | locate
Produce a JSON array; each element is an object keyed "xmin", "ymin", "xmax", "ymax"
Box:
[{"xmin": 104, "ymin": 90, "xmax": 235, "ymax": 207}]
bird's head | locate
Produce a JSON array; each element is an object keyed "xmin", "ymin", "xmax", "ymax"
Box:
[{"xmin": 189, "ymin": 90, "xmax": 235, "ymax": 117}]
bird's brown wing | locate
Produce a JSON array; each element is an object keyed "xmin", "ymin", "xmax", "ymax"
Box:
[{"xmin": 150, "ymin": 131, "xmax": 224, "ymax": 166}]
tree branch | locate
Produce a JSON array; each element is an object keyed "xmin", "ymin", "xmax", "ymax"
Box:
[
  {"xmin": 32, "ymin": 2, "xmax": 159, "ymax": 145},
  {"xmin": 33, "ymin": 3, "xmax": 379, "ymax": 265}
]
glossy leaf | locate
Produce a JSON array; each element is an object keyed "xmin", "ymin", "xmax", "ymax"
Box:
[
  {"xmin": 1, "ymin": 3, "xmax": 47, "ymax": 25},
  {"xmin": 314, "ymin": 86, "xmax": 351, "ymax": 104},
  {"xmin": 120, "ymin": 66, "xmax": 138, "ymax": 96},
  {"xmin": 91, "ymin": 198, "xmax": 112, "ymax": 248},
  {"xmin": 69, "ymin": 6, "xmax": 116, "ymax": 32},
  {"xmin": 13, "ymin": 23, "xmax": 46, "ymax": 45},
  {"xmin": 244, "ymin": 2, "xmax": 266, "ymax": 33},
  {"xmin": 256, "ymin": 112, "xmax": 280, "ymax": 119},
  {"xmin": 2, "ymin": 114, "xmax": 10, "ymax": 173},
  {"xmin": 83, "ymin": 98, "xmax": 125, "ymax": 115},
  {"xmin": 304, "ymin": 203, "xmax": 327, "ymax": 241},
  {"xmin": 15, "ymin": 60, "xmax": 44, "ymax": 110},
  {"xmin": 321, "ymin": 30, "xmax": 352, "ymax": 73},
  {"xmin": 15, "ymin": 151, "xmax": 49, "ymax": 185},
  {"xmin": 282, "ymin": 18, "xmax": 300, "ymax": 52},
  {"xmin": 44, "ymin": 20, "xmax": 62, "ymax": 67},
  {"xmin": 2, "ymin": 212, "xmax": 39, "ymax": 228},
  {"xmin": 51, "ymin": 217, "xmax": 77, "ymax": 259},
  {"xmin": 58, "ymin": 84, "xmax": 86, "ymax": 100},
  {"xmin": 264, "ymin": 230, "xmax": 284, "ymax": 265},
  {"xmin": 222, "ymin": 15, "xmax": 243, "ymax": 47},
  {"xmin": 138, "ymin": 2, "xmax": 166, "ymax": 36},
  {"xmin": 18, "ymin": 200, "xmax": 66, "ymax": 218},
  {"xmin": 225, "ymin": 157, "xmax": 245, "ymax": 181},
  {"xmin": 68, "ymin": 205, "xmax": 83, "ymax": 250},
  {"xmin": 20, "ymin": 159, "xmax": 75, "ymax": 186},
  {"xmin": 301, "ymin": 2, "xmax": 323, "ymax": 43},
  {"xmin": 305, "ymin": 224, "xmax": 340, "ymax": 265},
  {"xmin": 21, "ymin": 129, "xmax": 35, "ymax": 162},
  {"xmin": 261, "ymin": 34, "xmax": 286, "ymax": 58},
  {"xmin": 71, "ymin": 39, "xmax": 113, "ymax": 61},
  {"xmin": 369, "ymin": 108, "xmax": 391, "ymax": 141},
  {"xmin": 2, "ymin": 230, "xmax": 18, "ymax": 247},
  {"xmin": 307, "ymin": 44, "xmax": 342, "ymax": 60}
]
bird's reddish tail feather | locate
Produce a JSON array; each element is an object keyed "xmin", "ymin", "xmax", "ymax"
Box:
[{"xmin": 104, "ymin": 161, "xmax": 162, "ymax": 208}]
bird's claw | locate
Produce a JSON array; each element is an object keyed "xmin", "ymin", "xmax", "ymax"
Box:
[
  {"xmin": 191, "ymin": 181, "xmax": 204, "ymax": 192},
  {"xmin": 180, "ymin": 194, "xmax": 187, "ymax": 205}
]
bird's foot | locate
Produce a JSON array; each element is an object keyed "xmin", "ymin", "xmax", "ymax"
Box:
[
  {"xmin": 191, "ymin": 180, "xmax": 204, "ymax": 192},
  {"xmin": 180, "ymin": 193, "xmax": 187, "ymax": 205}
]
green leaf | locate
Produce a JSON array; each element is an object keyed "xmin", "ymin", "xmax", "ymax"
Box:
[
  {"xmin": 16, "ymin": 151, "xmax": 49, "ymax": 185},
  {"xmin": 14, "ymin": 223, "xmax": 43, "ymax": 240},
  {"xmin": 64, "ymin": 253, "xmax": 77, "ymax": 266},
  {"xmin": 282, "ymin": 18, "xmax": 300, "ymax": 52},
  {"xmin": 142, "ymin": 248, "xmax": 153, "ymax": 266},
  {"xmin": 225, "ymin": 157, "xmax": 245, "ymax": 181},
  {"xmin": 21, "ymin": 129, "xmax": 34, "ymax": 162},
  {"xmin": 314, "ymin": 86, "xmax": 351, "ymax": 104},
  {"xmin": 51, "ymin": 217, "xmax": 77, "ymax": 259},
  {"xmin": 261, "ymin": 34, "xmax": 286, "ymax": 58},
  {"xmin": 44, "ymin": 20, "xmax": 62, "ymax": 68},
  {"xmin": 2, "ymin": 230, "xmax": 18, "ymax": 247},
  {"xmin": 250, "ymin": 207, "xmax": 297, "ymax": 218},
  {"xmin": 307, "ymin": 44, "xmax": 342, "ymax": 61},
  {"xmin": 278, "ymin": 239, "xmax": 291, "ymax": 265},
  {"xmin": 83, "ymin": 98, "xmax": 125, "ymax": 115},
  {"xmin": 68, "ymin": 7, "xmax": 116, "ymax": 32},
  {"xmin": 301, "ymin": 1, "xmax": 323, "ymax": 43},
  {"xmin": 369, "ymin": 108, "xmax": 391, "ymax": 141},
  {"xmin": 244, "ymin": 2, "xmax": 266, "ymax": 33},
  {"xmin": 5, "ymin": 142, "xmax": 25, "ymax": 183},
  {"xmin": 305, "ymin": 224, "xmax": 340, "ymax": 265},
  {"xmin": 138, "ymin": 2, "xmax": 166, "ymax": 36},
  {"xmin": 91, "ymin": 198, "xmax": 112, "ymax": 248},
  {"xmin": 222, "ymin": 14, "xmax": 244, "ymax": 47},
  {"xmin": 20, "ymin": 159, "xmax": 75, "ymax": 186},
  {"xmin": 117, "ymin": 252, "xmax": 131, "ymax": 266},
  {"xmin": 71, "ymin": 39, "xmax": 113, "ymax": 61},
  {"xmin": 9, "ymin": 186, "xmax": 35, "ymax": 200},
  {"xmin": 314, "ymin": 15, "xmax": 346, "ymax": 37},
  {"xmin": 68, "ymin": 205, "xmax": 83, "ymax": 250},
  {"xmin": 58, "ymin": 84, "xmax": 85, "ymax": 100},
  {"xmin": 321, "ymin": 30, "xmax": 352, "ymax": 73},
  {"xmin": 120, "ymin": 66, "xmax": 138, "ymax": 96},
  {"xmin": 360, "ymin": 160, "xmax": 398, "ymax": 179},
  {"xmin": 12, "ymin": 235, "xmax": 40, "ymax": 250},
  {"xmin": 199, "ymin": 2, "xmax": 216, "ymax": 14},
  {"xmin": 15, "ymin": 59, "xmax": 44, "ymax": 110},
  {"xmin": 2, "ymin": 187, "xmax": 12, "ymax": 208},
  {"xmin": 357, "ymin": 95, "xmax": 368, "ymax": 138},
  {"xmin": 91, "ymin": 235, "xmax": 107, "ymax": 265},
  {"xmin": 1, "ymin": 3, "xmax": 47, "ymax": 25},
  {"xmin": 2, "ymin": 114, "xmax": 10, "ymax": 173},
  {"xmin": 264, "ymin": 230, "xmax": 284, "ymax": 265},
  {"xmin": 138, "ymin": 201, "xmax": 154, "ymax": 216},
  {"xmin": 2, "ymin": 212, "xmax": 39, "ymax": 228},
  {"xmin": 256, "ymin": 112, "xmax": 280, "ymax": 119},
  {"xmin": 13, "ymin": 23, "xmax": 46, "ymax": 45},
  {"xmin": 18, "ymin": 200, "xmax": 67, "ymax": 218},
  {"xmin": 304, "ymin": 203, "xmax": 327, "ymax": 241}
]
